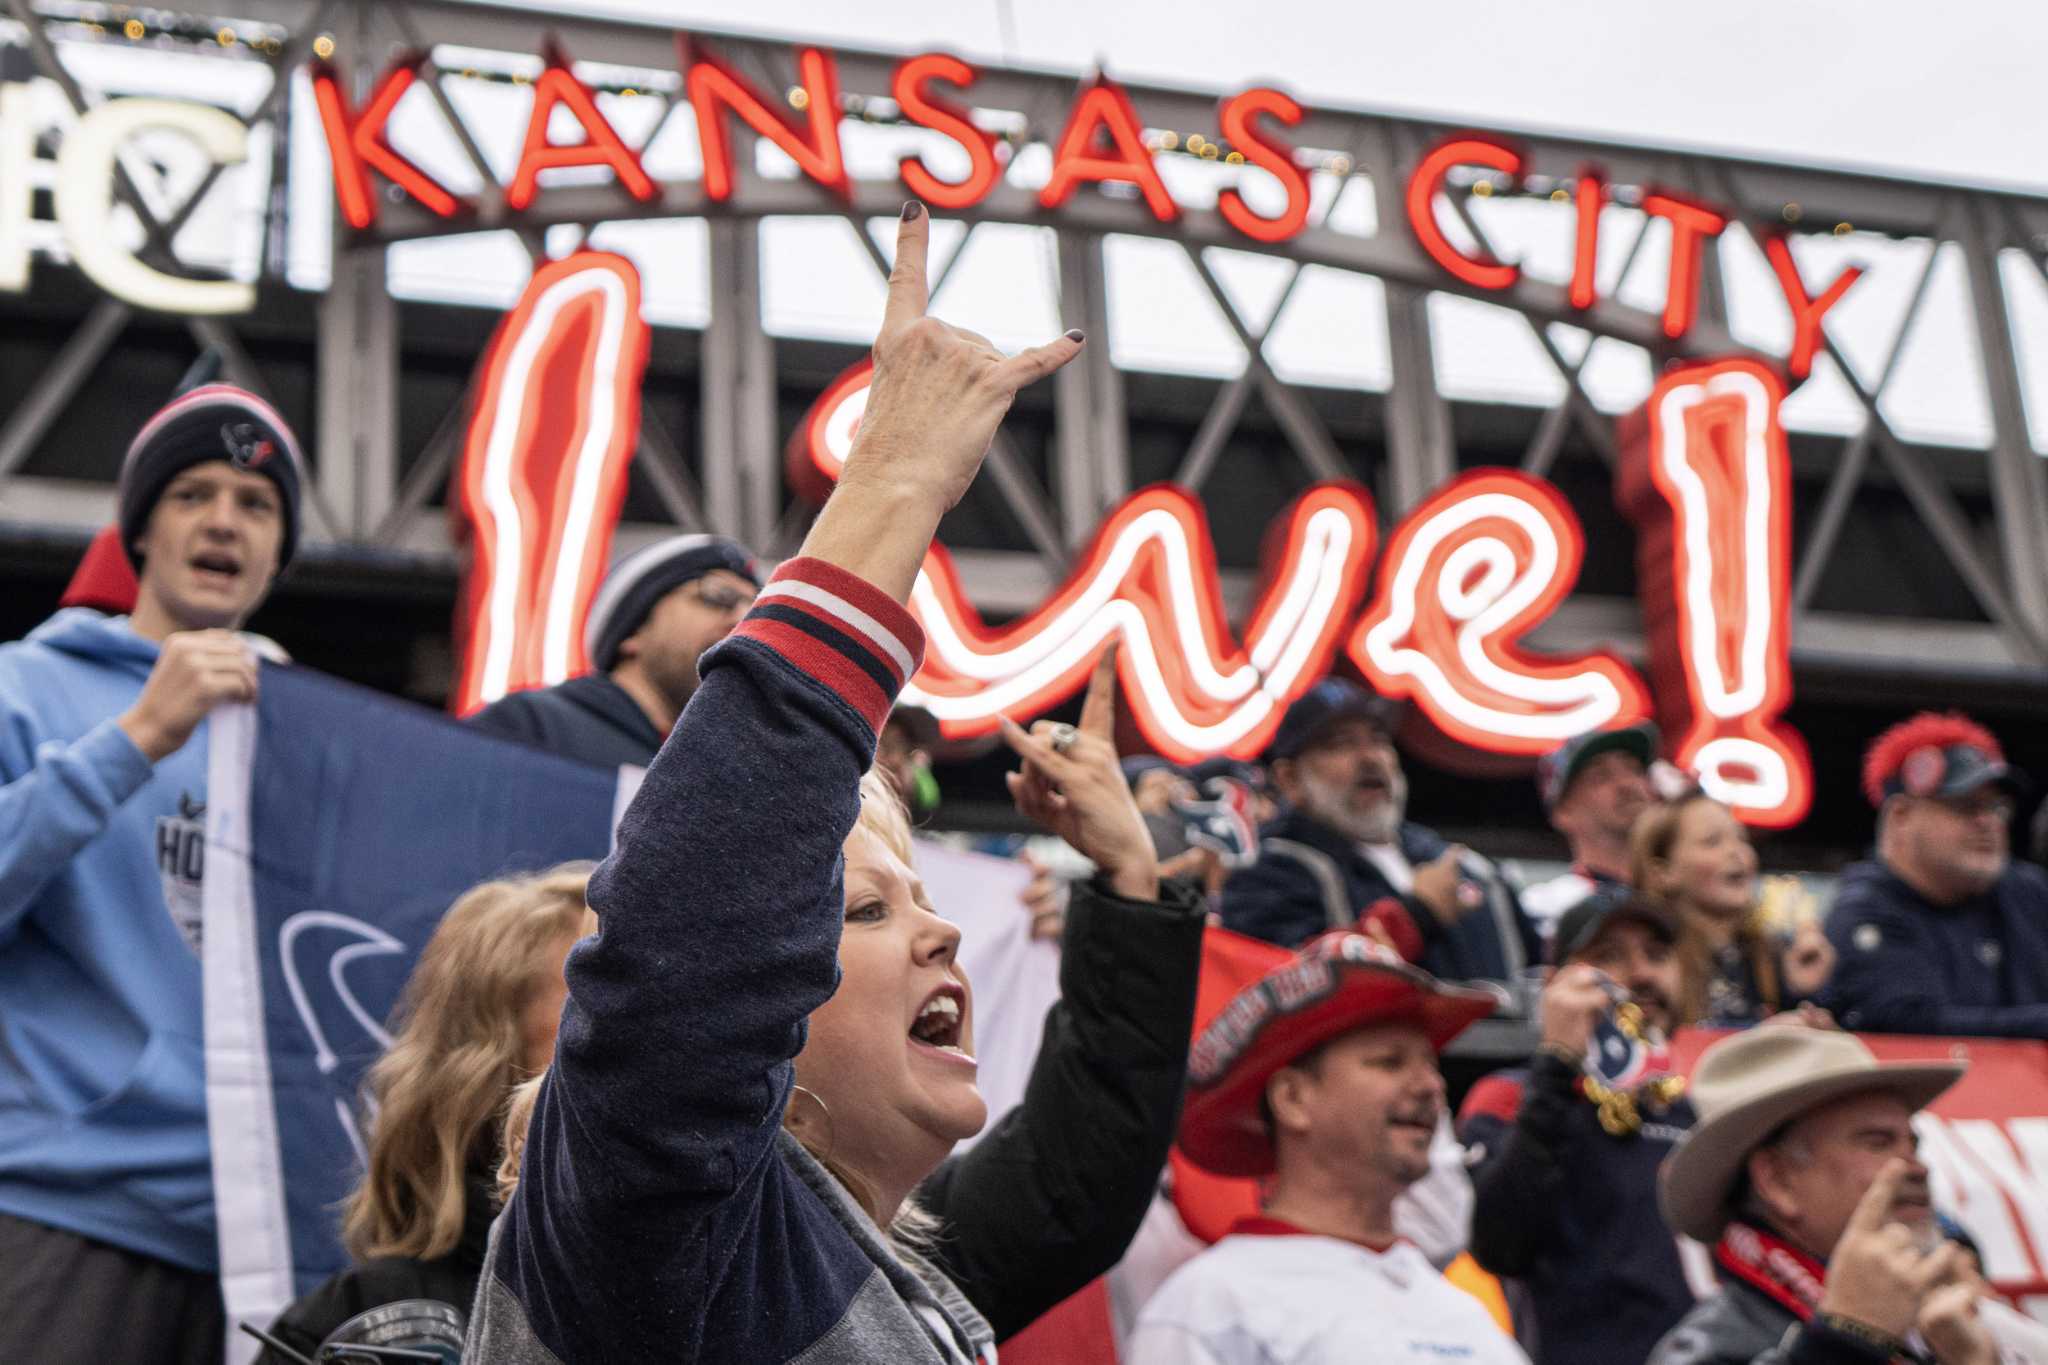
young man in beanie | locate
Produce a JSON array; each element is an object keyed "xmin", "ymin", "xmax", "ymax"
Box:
[
  {"xmin": 1821, "ymin": 712, "xmax": 2048, "ymax": 1038},
  {"xmin": 0, "ymin": 383, "xmax": 302, "ymax": 1362},
  {"xmin": 468, "ymin": 532, "xmax": 760, "ymax": 768},
  {"xmin": 1221, "ymin": 676, "xmax": 1541, "ymax": 983},
  {"xmin": 1128, "ymin": 933, "xmax": 1524, "ymax": 1365},
  {"xmin": 1648, "ymin": 1027, "xmax": 1996, "ymax": 1365},
  {"xmin": 1520, "ymin": 721, "xmax": 1659, "ymax": 942},
  {"xmin": 1459, "ymin": 888, "xmax": 1698, "ymax": 1365}
]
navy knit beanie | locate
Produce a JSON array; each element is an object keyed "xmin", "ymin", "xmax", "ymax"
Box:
[
  {"xmin": 584, "ymin": 534, "xmax": 761, "ymax": 671},
  {"xmin": 117, "ymin": 383, "xmax": 305, "ymax": 571}
]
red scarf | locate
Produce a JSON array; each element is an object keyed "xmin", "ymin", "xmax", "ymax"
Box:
[
  {"xmin": 1716, "ymin": 1222, "xmax": 1920, "ymax": 1364},
  {"xmin": 1715, "ymin": 1220, "xmax": 1827, "ymax": 1322}
]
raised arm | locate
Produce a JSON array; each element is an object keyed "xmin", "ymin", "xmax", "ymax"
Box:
[{"xmin": 492, "ymin": 203, "xmax": 1084, "ymax": 1329}]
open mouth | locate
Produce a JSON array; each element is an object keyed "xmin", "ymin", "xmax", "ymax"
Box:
[
  {"xmin": 189, "ymin": 551, "xmax": 243, "ymax": 585},
  {"xmin": 909, "ymin": 983, "xmax": 972, "ymax": 1061},
  {"xmin": 1355, "ymin": 771, "xmax": 1392, "ymax": 799}
]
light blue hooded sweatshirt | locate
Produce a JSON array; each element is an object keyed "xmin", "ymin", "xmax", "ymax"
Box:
[{"xmin": 0, "ymin": 609, "xmax": 215, "ymax": 1271}]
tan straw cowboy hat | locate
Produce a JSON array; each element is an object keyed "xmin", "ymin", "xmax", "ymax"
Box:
[{"xmin": 1658, "ymin": 1027, "xmax": 1964, "ymax": 1243}]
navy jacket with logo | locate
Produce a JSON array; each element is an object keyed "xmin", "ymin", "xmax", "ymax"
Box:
[
  {"xmin": 1459, "ymin": 1054, "xmax": 1697, "ymax": 1365},
  {"xmin": 1821, "ymin": 858, "xmax": 2048, "ymax": 1038},
  {"xmin": 1221, "ymin": 808, "xmax": 1539, "ymax": 983}
]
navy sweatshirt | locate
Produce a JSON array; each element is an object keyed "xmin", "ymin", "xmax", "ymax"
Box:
[
  {"xmin": 1460, "ymin": 1054, "xmax": 1697, "ymax": 1365},
  {"xmin": 468, "ymin": 557, "xmax": 995, "ymax": 1363},
  {"xmin": 1822, "ymin": 858, "xmax": 2048, "ymax": 1038},
  {"xmin": 466, "ymin": 672, "xmax": 666, "ymax": 770}
]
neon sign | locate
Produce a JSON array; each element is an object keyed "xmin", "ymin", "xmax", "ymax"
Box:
[
  {"xmin": 775, "ymin": 357, "xmax": 1812, "ymax": 820},
  {"xmin": 788, "ymin": 361, "xmax": 1373, "ymax": 761},
  {"xmin": 1619, "ymin": 357, "xmax": 1812, "ymax": 828},
  {"xmin": 452, "ymin": 251, "xmax": 650, "ymax": 716},
  {"xmin": 301, "ymin": 47, "xmax": 1856, "ymax": 371},
  {"xmin": 1350, "ymin": 469, "xmax": 1652, "ymax": 755},
  {"xmin": 0, "ymin": 83, "xmax": 255, "ymax": 313}
]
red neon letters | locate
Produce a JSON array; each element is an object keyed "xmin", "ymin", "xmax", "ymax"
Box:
[
  {"xmin": 1640, "ymin": 193, "xmax": 1728, "ymax": 339},
  {"xmin": 1569, "ymin": 172, "xmax": 1605, "ymax": 311},
  {"xmin": 686, "ymin": 40, "xmax": 850, "ymax": 203},
  {"xmin": 1404, "ymin": 138, "xmax": 1522, "ymax": 291},
  {"xmin": 1349, "ymin": 470, "xmax": 1653, "ymax": 755},
  {"xmin": 506, "ymin": 51, "xmax": 659, "ymax": 211},
  {"xmin": 1763, "ymin": 235, "xmax": 1862, "ymax": 381},
  {"xmin": 452, "ymin": 252, "xmax": 650, "ymax": 716},
  {"xmin": 1039, "ymin": 77, "xmax": 1179, "ymax": 223},
  {"xmin": 1215, "ymin": 88, "xmax": 1311, "ymax": 244},
  {"xmin": 310, "ymin": 57, "xmax": 463, "ymax": 229},
  {"xmin": 892, "ymin": 54, "xmax": 1002, "ymax": 210},
  {"xmin": 1618, "ymin": 358, "xmax": 1811, "ymax": 827}
]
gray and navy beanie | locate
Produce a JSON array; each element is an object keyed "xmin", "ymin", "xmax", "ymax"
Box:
[
  {"xmin": 584, "ymin": 534, "xmax": 762, "ymax": 671},
  {"xmin": 117, "ymin": 384, "xmax": 305, "ymax": 571}
]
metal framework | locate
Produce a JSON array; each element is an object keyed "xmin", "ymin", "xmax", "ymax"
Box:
[{"xmin": 5, "ymin": 0, "xmax": 2048, "ymax": 683}]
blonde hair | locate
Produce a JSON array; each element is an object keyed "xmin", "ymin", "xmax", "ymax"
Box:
[
  {"xmin": 341, "ymin": 862, "xmax": 597, "ymax": 1261},
  {"xmin": 497, "ymin": 1073, "xmax": 545, "ymax": 1208},
  {"xmin": 495, "ymin": 774, "xmax": 941, "ymax": 1250},
  {"xmin": 1630, "ymin": 794, "xmax": 1778, "ymax": 1026}
]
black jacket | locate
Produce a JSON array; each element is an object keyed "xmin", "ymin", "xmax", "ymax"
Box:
[
  {"xmin": 918, "ymin": 873, "xmax": 1206, "ymax": 1341},
  {"xmin": 253, "ymin": 1174, "xmax": 494, "ymax": 1364},
  {"xmin": 1459, "ymin": 1052, "xmax": 1696, "ymax": 1365},
  {"xmin": 1822, "ymin": 858, "xmax": 2048, "ymax": 1038},
  {"xmin": 1220, "ymin": 809, "xmax": 1538, "ymax": 982},
  {"xmin": 1649, "ymin": 1267, "xmax": 1923, "ymax": 1365},
  {"xmin": 466, "ymin": 673, "xmax": 665, "ymax": 770}
]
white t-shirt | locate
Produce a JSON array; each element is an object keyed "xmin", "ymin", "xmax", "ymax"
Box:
[{"xmin": 1127, "ymin": 1224, "xmax": 1529, "ymax": 1365}]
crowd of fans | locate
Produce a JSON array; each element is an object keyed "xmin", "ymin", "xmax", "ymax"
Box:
[{"xmin": 2, "ymin": 203, "xmax": 2046, "ymax": 1365}]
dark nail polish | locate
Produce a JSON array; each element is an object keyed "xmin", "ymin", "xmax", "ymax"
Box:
[
  {"xmin": 902, "ymin": 201, "xmax": 923, "ymax": 221},
  {"xmin": 1065, "ymin": 328, "xmax": 1086, "ymax": 343}
]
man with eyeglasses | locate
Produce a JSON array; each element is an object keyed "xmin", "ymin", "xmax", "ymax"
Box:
[
  {"xmin": 1821, "ymin": 711, "xmax": 2048, "ymax": 1037},
  {"xmin": 469, "ymin": 534, "xmax": 760, "ymax": 770}
]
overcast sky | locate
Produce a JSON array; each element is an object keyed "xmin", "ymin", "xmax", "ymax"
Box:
[{"xmin": 582, "ymin": 0, "xmax": 2046, "ymax": 192}]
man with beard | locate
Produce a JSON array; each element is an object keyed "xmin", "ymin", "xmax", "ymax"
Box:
[
  {"xmin": 1221, "ymin": 678, "xmax": 1541, "ymax": 983},
  {"xmin": 468, "ymin": 534, "xmax": 759, "ymax": 769},
  {"xmin": 1459, "ymin": 889, "xmax": 1698, "ymax": 1365},
  {"xmin": 1128, "ymin": 934, "xmax": 1524, "ymax": 1365},
  {"xmin": 1649, "ymin": 1027, "xmax": 1997, "ymax": 1365},
  {"xmin": 1821, "ymin": 712, "xmax": 2048, "ymax": 1038},
  {"xmin": 1521, "ymin": 722, "xmax": 1660, "ymax": 943}
]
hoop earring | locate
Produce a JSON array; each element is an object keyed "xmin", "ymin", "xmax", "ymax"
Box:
[{"xmin": 787, "ymin": 1084, "xmax": 836, "ymax": 1162}]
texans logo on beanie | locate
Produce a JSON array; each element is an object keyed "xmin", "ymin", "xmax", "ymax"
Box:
[{"xmin": 117, "ymin": 384, "xmax": 304, "ymax": 571}]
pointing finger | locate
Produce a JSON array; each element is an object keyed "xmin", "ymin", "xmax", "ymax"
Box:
[
  {"xmin": 881, "ymin": 201, "xmax": 930, "ymax": 335},
  {"xmin": 1844, "ymin": 1158, "xmax": 1910, "ymax": 1238},
  {"xmin": 1077, "ymin": 643, "xmax": 1119, "ymax": 740}
]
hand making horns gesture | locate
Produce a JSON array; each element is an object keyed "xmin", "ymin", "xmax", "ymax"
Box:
[
  {"xmin": 845, "ymin": 202, "xmax": 1085, "ymax": 517},
  {"xmin": 1000, "ymin": 646, "xmax": 1160, "ymax": 904}
]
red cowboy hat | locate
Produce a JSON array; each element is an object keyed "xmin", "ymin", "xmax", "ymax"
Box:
[{"xmin": 1178, "ymin": 933, "xmax": 1502, "ymax": 1178}]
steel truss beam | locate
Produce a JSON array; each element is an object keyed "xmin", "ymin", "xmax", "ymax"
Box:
[{"xmin": 4, "ymin": 0, "xmax": 2047, "ymax": 681}]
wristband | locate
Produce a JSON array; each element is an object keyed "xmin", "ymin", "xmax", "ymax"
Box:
[{"xmin": 1813, "ymin": 1311, "xmax": 1906, "ymax": 1358}]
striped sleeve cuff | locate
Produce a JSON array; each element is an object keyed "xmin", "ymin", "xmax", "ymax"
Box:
[{"xmin": 731, "ymin": 557, "xmax": 927, "ymax": 737}]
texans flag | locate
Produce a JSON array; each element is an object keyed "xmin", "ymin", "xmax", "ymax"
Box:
[{"xmin": 202, "ymin": 665, "xmax": 627, "ymax": 1359}]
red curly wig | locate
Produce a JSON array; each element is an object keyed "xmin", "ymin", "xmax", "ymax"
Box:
[{"xmin": 1861, "ymin": 711, "xmax": 2004, "ymax": 807}]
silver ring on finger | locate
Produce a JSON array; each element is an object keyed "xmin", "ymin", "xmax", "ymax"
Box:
[{"xmin": 1047, "ymin": 722, "xmax": 1080, "ymax": 756}]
